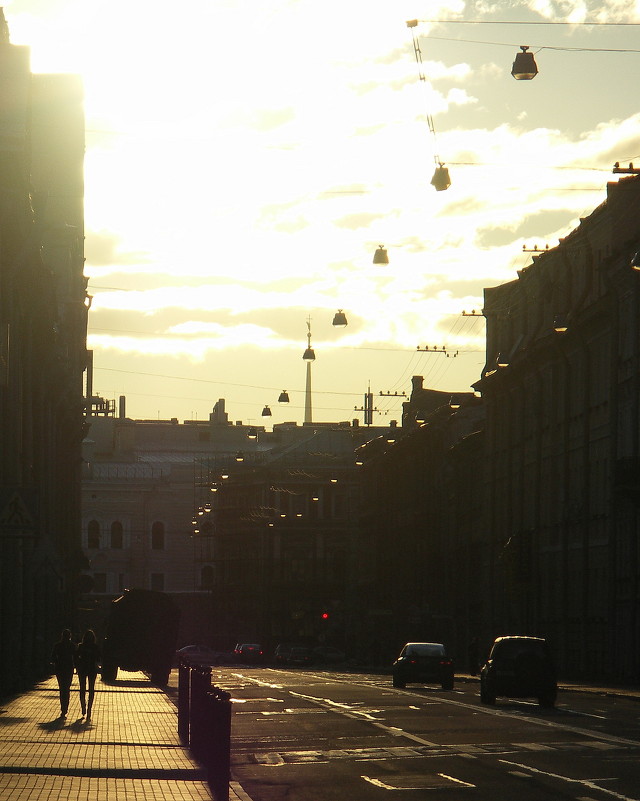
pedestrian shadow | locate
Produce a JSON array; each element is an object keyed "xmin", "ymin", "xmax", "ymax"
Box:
[
  {"xmin": 0, "ymin": 715, "xmax": 30, "ymax": 725},
  {"xmin": 38, "ymin": 717, "xmax": 68, "ymax": 731},
  {"xmin": 68, "ymin": 718, "xmax": 92, "ymax": 732}
]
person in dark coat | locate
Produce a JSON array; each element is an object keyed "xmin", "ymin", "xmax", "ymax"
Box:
[
  {"xmin": 50, "ymin": 629, "xmax": 76, "ymax": 718},
  {"xmin": 75, "ymin": 629, "xmax": 101, "ymax": 720}
]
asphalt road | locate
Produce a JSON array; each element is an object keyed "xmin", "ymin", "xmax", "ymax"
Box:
[{"xmin": 197, "ymin": 666, "xmax": 640, "ymax": 801}]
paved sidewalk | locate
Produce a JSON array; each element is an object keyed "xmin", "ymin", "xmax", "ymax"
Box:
[{"xmin": 0, "ymin": 671, "xmax": 250, "ymax": 801}]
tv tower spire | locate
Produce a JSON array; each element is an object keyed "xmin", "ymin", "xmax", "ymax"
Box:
[{"xmin": 302, "ymin": 317, "xmax": 315, "ymax": 424}]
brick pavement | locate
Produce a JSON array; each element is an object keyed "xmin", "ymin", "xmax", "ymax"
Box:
[{"xmin": 0, "ymin": 671, "xmax": 250, "ymax": 801}]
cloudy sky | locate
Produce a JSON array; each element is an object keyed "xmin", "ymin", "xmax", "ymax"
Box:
[{"xmin": 7, "ymin": 0, "xmax": 640, "ymax": 425}]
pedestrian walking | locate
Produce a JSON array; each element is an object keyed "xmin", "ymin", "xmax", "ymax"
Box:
[
  {"xmin": 50, "ymin": 628, "xmax": 76, "ymax": 718},
  {"xmin": 75, "ymin": 629, "xmax": 101, "ymax": 720}
]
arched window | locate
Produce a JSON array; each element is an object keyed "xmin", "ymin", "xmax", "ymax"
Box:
[
  {"xmin": 151, "ymin": 521, "xmax": 165, "ymax": 550},
  {"xmin": 201, "ymin": 565, "xmax": 214, "ymax": 589},
  {"xmin": 87, "ymin": 520, "xmax": 100, "ymax": 549},
  {"xmin": 110, "ymin": 521, "xmax": 123, "ymax": 549}
]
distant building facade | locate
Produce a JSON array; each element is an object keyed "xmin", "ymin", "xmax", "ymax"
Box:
[
  {"xmin": 0, "ymin": 14, "xmax": 87, "ymax": 695},
  {"xmin": 197, "ymin": 424, "xmax": 387, "ymax": 650},
  {"xmin": 358, "ymin": 383, "xmax": 484, "ymax": 666},
  {"xmin": 80, "ymin": 401, "xmax": 387, "ymax": 649}
]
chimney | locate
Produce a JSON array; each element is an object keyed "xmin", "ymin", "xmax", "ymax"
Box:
[{"xmin": 86, "ymin": 350, "xmax": 93, "ymax": 399}]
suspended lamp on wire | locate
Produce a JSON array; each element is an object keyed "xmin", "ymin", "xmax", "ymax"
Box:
[
  {"xmin": 373, "ymin": 245, "xmax": 389, "ymax": 265},
  {"xmin": 261, "ymin": 405, "xmax": 272, "ymax": 417},
  {"xmin": 431, "ymin": 164, "xmax": 451, "ymax": 192},
  {"xmin": 332, "ymin": 309, "xmax": 348, "ymax": 327},
  {"xmin": 235, "ymin": 451, "xmax": 244, "ymax": 462},
  {"xmin": 247, "ymin": 427, "xmax": 258, "ymax": 439},
  {"xmin": 278, "ymin": 390, "xmax": 290, "ymax": 403},
  {"xmin": 512, "ymin": 46, "xmax": 538, "ymax": 80},
  {"xmin": 407, "ymin": 19, "xmax": 452, "ymax": 191}
]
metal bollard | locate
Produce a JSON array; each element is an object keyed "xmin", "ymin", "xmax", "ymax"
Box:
[
  {"xmin": 177, "ymin": 659, "xmax": 190, "ymax": 745},
  {"xmin": 205, "ymin": 687, "xmax": 232, "ymax": 801},
  {"xmin": 189, "ymin": 663, "xmax": 212, "ymax": 763}
]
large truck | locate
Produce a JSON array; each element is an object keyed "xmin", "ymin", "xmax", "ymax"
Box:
[{"xmin": 101, "ymin": 588, "xmax": 180, "ymax": 685}]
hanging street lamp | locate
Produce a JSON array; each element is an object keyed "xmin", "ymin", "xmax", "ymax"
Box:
[{"xmin": 512, "ymin": 46, "xmax": 538, "ymax": 80}]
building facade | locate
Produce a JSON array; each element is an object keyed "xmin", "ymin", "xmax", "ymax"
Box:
[
  {"xmin": 352, "ymin": 177, "xmax": 640, "ymax": 682},
  {"xmin": 358, "ymin": 384, "xmax": 484, "ymax": 666},
  {"xmin": 478, "ymin": 175, "xmax": 640, "ymax": 680},
  {"xmin": 0, "ymin": 14, "xmax": 87, "ymax": 695},
  {"xmin": 197, "ymin": 423, "xmax": 389, "ymax": 652},
  {"xmin": 80, "ymin": 402, "xmax": 387, "ymax": 650}
]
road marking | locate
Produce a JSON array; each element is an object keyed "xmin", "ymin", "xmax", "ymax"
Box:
[
  {"xmin": 242, "ymin": 739, "xmax": 633, "ymax": 767},
  {"xmin": 378, "ymin": 686, "xmax": 640, "ymax": 749},
  {"xmin": 500, "ymin": 759, "xmax": 639, "ymax": 801},
  {"xmin": 362, "ymin": 773, "xmax": 475, "ymax": 790},
  {"xmin": 361, "ymin": 776, "xmax": 395, "ymax": 789},
  {"xmin": 440, "ymin": 773, "xmax": 475, "ymax": 787},
  {"xmin": 562, "ymin": 707, "xmax": 608, "ymax": 720},
  {"xmin": 287, "ymin": 689, "xmax": 442, "ymax": 746},
  {"xmin": 230, "ymin": 673, "xmax": 640, "ymax": 753}
]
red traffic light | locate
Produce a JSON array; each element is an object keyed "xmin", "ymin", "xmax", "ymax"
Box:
[{"xmin": 321, "ymin": 612, "xmax": 329, "ymax": 620}]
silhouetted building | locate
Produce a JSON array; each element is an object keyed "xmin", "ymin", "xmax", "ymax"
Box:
[
  {"xmin": 80, "ymin": 407, "xmax": 387, "ymax": 649},
  {"xmin": 0, "ymin": 14, "xmax": 87, "ymax": 695},
  {"xmin": 358, "ymin": 389, "xmax": 484, "ymax": 665},
  {"xmin": 477, "ymin": 175, "xmax": 640, "ymax": 680},
  {"xmin": 192, "ymin": 423, "xmax": 391, "ymax": 650}
]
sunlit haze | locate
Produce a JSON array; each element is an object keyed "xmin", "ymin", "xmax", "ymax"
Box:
[{"xmin": 7, "ymin": 0, "xmax": 640, "ymax": 424}]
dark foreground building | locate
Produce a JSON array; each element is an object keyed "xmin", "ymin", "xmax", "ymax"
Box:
[
  {"xmin": 478, "ymin": 175, "xmax": 640, "ymax": 681},
  {"xmin": 0, "ymin": 15, "xmax": 87, "ymax": 696}
]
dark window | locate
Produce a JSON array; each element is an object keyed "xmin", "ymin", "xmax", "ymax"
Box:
[
  {"xmin": 150, "ymin": 573, "xmax": 164, "ymax": 591},
  {"xmin": 93, "ymin": 573, "xmax": 107, "ymax": 593},
  {"xmin": 87, "ymin": 520, "xmax": 100, "ymax": 549},
  {"xmin": 110, "ymin": 521, "xmax": 123, "ymax": 549},
  {"xmin": 151, "ymin": 521, "xmax": 165, "ymax": 550}
]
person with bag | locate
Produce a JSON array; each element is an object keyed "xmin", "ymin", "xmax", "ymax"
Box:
[{"xmin": 75, "ymin": 629, "xmax": 101, "ymax": 720}]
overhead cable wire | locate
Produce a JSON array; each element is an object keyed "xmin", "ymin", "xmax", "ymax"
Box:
[
  {"xmin": 407, "ymin": 21, "xmax": 444, "ymax": 170},
  {"xmin": 418, "ymin": 32, "xmax": 640, "ymax": 53},
  {"xmin": 415, "ymin": 19, "xmax": 640, "ymax": 26}
]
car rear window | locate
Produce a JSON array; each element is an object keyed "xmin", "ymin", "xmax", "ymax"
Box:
[
  {"xmin": 405, "ymin": 644, "xmax": 445, "ymax": 657},
  {"xmin": 491, "ymin": 639, "xmax": 548, "ymax": 660}
]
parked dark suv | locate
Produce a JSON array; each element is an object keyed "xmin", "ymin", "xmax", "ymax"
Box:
[
  {"xmin": 392, "ymin": 642, "xmax": 454, "ymax": 690},
  {"xmin": 480, "ymin": 635, "xmax": 557, "ymax": 707}
]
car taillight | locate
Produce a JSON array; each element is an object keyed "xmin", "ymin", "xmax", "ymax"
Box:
[
  {"xmin": 409, "ymin": 659, "xmax": 417, "ymax": 664},
  {"xmin": 440, "ymin": 659, "xmax": 452, "ymax": 666}
]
